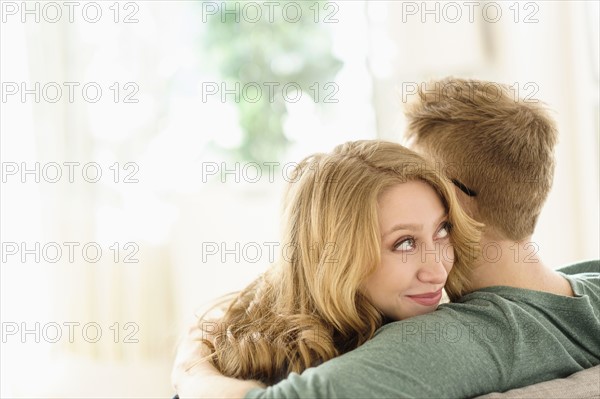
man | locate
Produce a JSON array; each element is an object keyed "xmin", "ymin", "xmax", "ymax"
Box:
[{"xmin": 172, "ymin": 78, "xmax": 600, "ymax": 398}]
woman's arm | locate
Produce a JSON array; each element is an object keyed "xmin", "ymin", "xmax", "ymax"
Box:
[
  {"xmin": 172, "ymin": 322, "xmax": 265, "ymax": 399},
  {"xmin": 173, "ymin": 358, "xmax": 263, "ymax": 399}
]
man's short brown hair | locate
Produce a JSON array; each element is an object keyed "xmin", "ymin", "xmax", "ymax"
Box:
[{"xmin": 404, "ymin": 77, "xmax": 558, "ymax": 241}]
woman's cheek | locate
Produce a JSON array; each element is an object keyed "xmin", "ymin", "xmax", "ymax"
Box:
[{"xmin": 444, "ymin": 243, "xmax": 455, "ymax": 270}]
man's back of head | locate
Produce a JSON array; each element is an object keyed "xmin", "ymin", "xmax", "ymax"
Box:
[{"xmin": 404, "ymin": 77, "xmax": 558, "ymax": 242}]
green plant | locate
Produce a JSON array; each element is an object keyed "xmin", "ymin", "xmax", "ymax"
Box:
[{"xmin": 200, "ymin": 1, "xmax": 343, "ymax": 163}]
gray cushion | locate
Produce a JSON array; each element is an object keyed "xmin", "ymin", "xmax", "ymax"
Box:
[{"xmin": 476, "ymin": 366, "xmax": 600, "ymax": 398}]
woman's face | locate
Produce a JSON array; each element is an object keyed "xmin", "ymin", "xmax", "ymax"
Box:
[{"xmin": 362, "ymin": 180, "xmax": 454, "ymax": 320}]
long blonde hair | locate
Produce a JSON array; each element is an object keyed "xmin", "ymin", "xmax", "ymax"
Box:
[{"xmin": 198, "ymin": 140, "xmax": 480, "ymax": 384}]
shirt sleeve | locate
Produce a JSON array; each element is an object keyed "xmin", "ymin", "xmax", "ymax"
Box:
[
  {"xmin": 245, "ymin": 264, "xmax": 600, "ymax": 399},
  {"xmin": 244, "ymin": 309, "xmax": 506, "ymax": 399}
]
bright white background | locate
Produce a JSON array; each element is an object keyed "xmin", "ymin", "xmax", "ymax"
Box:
[{"xmin": 1, "ymin": 1, "xmax": 598, "ymax": 397}]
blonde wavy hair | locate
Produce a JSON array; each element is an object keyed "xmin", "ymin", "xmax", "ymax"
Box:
[{"xmin": 198, "ymin": 140, "xmax": 480, "ymax": 384}]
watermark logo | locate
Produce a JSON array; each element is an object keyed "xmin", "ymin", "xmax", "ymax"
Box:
[
  {"xmin": 1, "ymin": 1, "xmax": 140, "ymax": 24},
  {"xmin": 200, "ymin": 1, "xmax": 339, "ymax": 24},
  {"xmin": 201, "ymin": 82, "xmax": 338, "ymax": 104},
  {"xmin": 1, "ymin": 82, "xmax": 139, "ymax": 104},
  {"xmin": 1, "ymin": 242, "xmax": 140, "ymax": 264},
  {"xmin": 400, "ymin": 81, "xmax": 539, "ymax": 103},
  {"xmin": 201, "ymin": 241, "xmax": 339, "ymax": 264},
  {"xmin": 2, "ymin": 321, "xmax": 139, "ymax": 343},
  {"xmin": 1, "ymin": 162, "xmax": 139, "ymax": 184},
  {"xmin": 399, "ymin": 2, "xmax": 539, "ymax": 24}
]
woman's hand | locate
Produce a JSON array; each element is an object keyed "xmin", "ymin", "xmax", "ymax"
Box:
[
  {"xmin": 171, "ymin": 320, "xmax": 220, "ymax": 392},
  {"xmin": 172, "ymin": 319, "xmax": 265, "ymax": 399}
]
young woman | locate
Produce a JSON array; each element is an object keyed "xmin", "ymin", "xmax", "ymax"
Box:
[{"xmin": 190, "ymin": 140, "xmax": 480, "ymax": 386}]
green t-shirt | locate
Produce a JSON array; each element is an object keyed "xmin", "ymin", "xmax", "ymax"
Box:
[{"xmin": 246, "ymin": 260, "xmax": 600, "ymax": 398}]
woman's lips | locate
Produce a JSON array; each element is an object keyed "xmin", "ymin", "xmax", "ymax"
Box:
[{"xmin": 406, "ymin": 289, "xmax": 443, "ymax": 306}]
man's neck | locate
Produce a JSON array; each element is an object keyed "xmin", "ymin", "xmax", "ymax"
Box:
[{"xmin": 468, "ymin": 235, "xmax": 574, "ymax": 297}]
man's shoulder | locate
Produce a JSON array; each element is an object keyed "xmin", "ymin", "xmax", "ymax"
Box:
[
  {"xmin": 557, "ymin": 259, "xmax": 600, "ymax": 296},
  {"xmin": 372, "ymin": 300, "xmax": 506, "ymax": 343},
  {"xmin": 374, "ymin": 265, "xmax": 600, "ymax": 341},
  {"xmin": 556, "ymin": 259, "xmax": 600, "ymax": 275}
]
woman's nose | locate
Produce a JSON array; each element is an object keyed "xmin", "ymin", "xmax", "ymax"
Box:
[{"xmin": 417, "ymin": 241, "xmax": 449, "ymax": 285}]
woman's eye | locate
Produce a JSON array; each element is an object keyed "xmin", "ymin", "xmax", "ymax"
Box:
[
  {"xmin": 437, "ymin": 222, "xmax": 451, "ymax": 239},
  {"xmin": 394, "ymin": 238, "xmax": 415, "ymax": 251}
]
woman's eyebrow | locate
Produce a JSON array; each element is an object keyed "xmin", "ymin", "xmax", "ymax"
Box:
[
  {"xmin": 382, "ymin": 213, "xmax": 447, "ymax": 239},
  {"xmin": 382, "ymin": 223, "xmax": 419, "ymax": 238}
]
